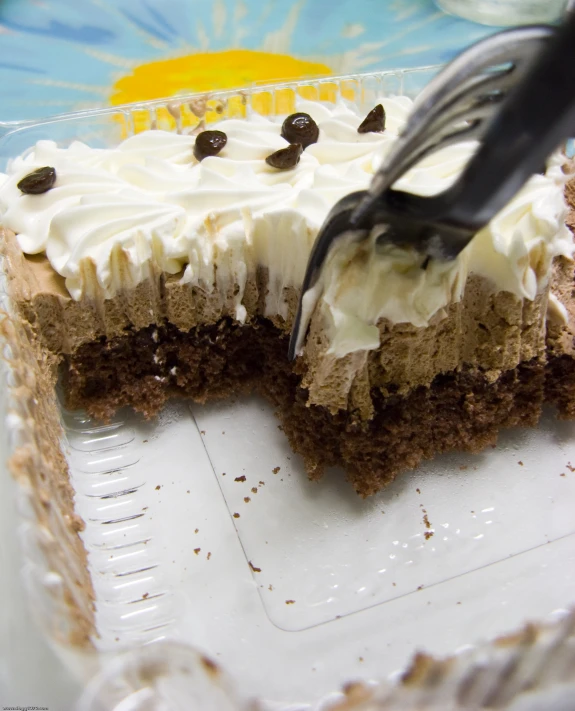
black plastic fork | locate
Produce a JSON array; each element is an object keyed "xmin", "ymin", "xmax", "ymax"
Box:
[{"xmin": 288, "ymin": 13, "xmax": 575, "ymax": 360}]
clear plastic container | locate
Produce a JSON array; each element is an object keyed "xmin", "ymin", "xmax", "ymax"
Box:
[{"xmin": 1, "ymin": 67, "xmax": 575, "ymax": 710}]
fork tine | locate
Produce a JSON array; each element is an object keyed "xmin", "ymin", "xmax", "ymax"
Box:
[
  {"xmin": 374, "ymin": 86, "xmax": 510, "ymax": 193},
  {"xmin": 410, "ymin": 26, "xmax": 553, "ymax": 124},
  {"xmin": 388, "ymin": 92, "xmax": 506, "ymax": 182},
  {"xmin": 417, "ymin": 68, "xmax": 512, "ymax": 133},
  {"xmin": 410, "ymin": 65, "xmax": 512, "ymax": 137},
  {"xmin": 351, "ymin": 25, "xmax": 554, "ymax": 227},
  {"xmin": 287, "ymin": 191, "xmax": 368, "ymax": 360}
]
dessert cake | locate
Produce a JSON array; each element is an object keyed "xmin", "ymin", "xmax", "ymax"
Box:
[{"xmin": 1, "ymin": 95, "xmax": 574, "ymax": 497}]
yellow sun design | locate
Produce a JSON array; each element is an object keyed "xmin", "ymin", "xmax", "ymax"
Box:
[{"xmin": 110, "ymin": 49, "xmax": 333, "ymax": 106}]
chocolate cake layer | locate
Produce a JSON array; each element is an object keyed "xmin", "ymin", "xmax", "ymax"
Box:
[{"xmin": 63, "ymin": 317, "xmax": 557, "ymax": 497}]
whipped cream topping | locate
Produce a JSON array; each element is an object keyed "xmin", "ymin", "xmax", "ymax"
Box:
[
  {"xmin": 0, "ymin": 98, "xmax": 412, "ymax": 311},
  {"xmin": 0, "ymin": 96, "xmax": 572, "ymax": 357}
]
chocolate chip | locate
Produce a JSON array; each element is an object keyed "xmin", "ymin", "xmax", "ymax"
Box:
[
  {"xmin": 193, "ymin": 130, "xmax": 227, "ymax": 161},
  {"xmin": 17, "ymin": 166, "xmax": 56, "ymax": 195},
  {"xmin": 265, "ymin": 143, "xmax": 303, "ymax": 170},
  {"xmin": 281, "ymin": 113, "xmax": 319, "ymax": 149},
  {"xmin": 358, "ymin": 104, "xmax": 386, "ymax": 134}
]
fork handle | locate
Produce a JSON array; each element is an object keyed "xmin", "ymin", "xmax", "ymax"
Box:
[{"xmin": 444, "ymin": 11, "xmax": 575, "ymax": 232}]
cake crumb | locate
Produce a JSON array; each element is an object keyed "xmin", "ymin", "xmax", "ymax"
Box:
[
  {"xmin": 200, "ymin": 656, "xmax": 219, "ymax": 676},
  {"xmin": 235, "ymin": 475, "xmax": 246, "ymax": 482},
  {"xmin": 285, "ymin": 599, "xmax": 295, "ymax": 605},
  {"xmin": 200, "ymin": 430, "xmax": 205, "ymax": 435},
  {"xmin": 251, "ymin": 487, "xmax": 258, "ymax": 494},
  {"xmin": 207, "ymin": 552, "xmax": 211, "ymax": 560},
  {"xmin": 518, "ymin": 460, "xmax": 524, "ymax": 466},
  {"xmin": 143, "ymin": 439, "xmax": 148, "ymax": 443},
  {"xmin": 259, "ymin": 481, "xmax": 265, "ymax": 486},
  {"xmin": 359, "ymin": 657, "xmax": 364, "ymax": 663},
  {"xmin": 222, "ymin": 472, "xmax": 226, "ymax": 476},
  {"xmin": 249, "ymin": 561, "xmax": 261, "ymax": 573},
  {"xmin": 194, "ymin": 548, "xmax": 201, "ymax": 555},
  {"xmin": 195, "ymin": 528, "xmax": 199, "ymax": 534},
  {"xmin": 155, "ymin": 485, "xmax": 161, "ymax": 490},
  {"xmin": 244, "ymin": 497, "xmax": 251, "ymax": 503},
  {"xmin": 186, "ymin": 490, "xmax": 190, "ymax": 494},
  {"xmin": 143, "ymin": 592, "xmax": 149, "ymax": 599},
  {"xmin": 273, "ymin": 466, "xmax": 280, "ymax": 474},
  {"xmin": 268, "ymin": 584, "xmax": 273, "ymax": 591},
  {"xmin": 417, "ymin": 585, "xmax": 424, "ymax": 590},
  {"xmin": 560, "ymin": 473, "xmax": 566, "ymax": 477},
  {"xmin": 423, "ymin": 513, "xmax": 432, "ymax": 529},
  {"xmin": 424, "ymin": 531, "xmax": 434, "ymax": 540},
  {"xmin": 567, "ymin": 462, "xmax": 575, "ymax": 472},
  {"xmin": 233, "ymin": 512, "xmax": 240, "ymax": 518},
  {"xmin": 392, "ymin": 582, "xmax": 396, "ymax": 587},
  {"xmin": 416, "ymin": 488, "xmax": 421, "ymax": 494}
]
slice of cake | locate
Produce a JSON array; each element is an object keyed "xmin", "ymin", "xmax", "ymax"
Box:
[{"xmin": 1, "ymin": 94, "xmax": 574, "ymax": 496}]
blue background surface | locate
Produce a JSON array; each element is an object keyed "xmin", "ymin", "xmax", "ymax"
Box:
[{"xmin": 0, "ymin": 0, "xmax": 495, "ymax": 122}]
